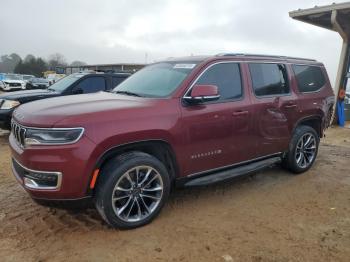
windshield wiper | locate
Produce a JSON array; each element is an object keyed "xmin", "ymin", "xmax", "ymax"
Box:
[{"xmin": 114, "ymin": 90, "xmax": 142, "ymax": 97}]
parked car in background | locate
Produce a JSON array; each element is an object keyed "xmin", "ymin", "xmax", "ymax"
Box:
[
  {"xmin": 46, "ymin": 73, "xmax": 65, "ymax": 85},
  {"xmin": 0, "ymin": 74, "xmax": 26, "ymax": 91},
  {"xmin": 26, "ymin": 78, "xmax": 50, "ymax": 89},
  {"xmin": 8, "ymin": 54, "xmax": 334, "ymax": 229},
  {"xmin": 0, "ymin": 72, "xmax": 130, "ymax": 130},
  {"xmin": 21, "ymin": 74, "xmax": 35, "ymax": 83}
]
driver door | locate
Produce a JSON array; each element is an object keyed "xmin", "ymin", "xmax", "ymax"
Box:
[{"xmin": 180, "ymin": 62, "xmax": 255, "ymax": 176}]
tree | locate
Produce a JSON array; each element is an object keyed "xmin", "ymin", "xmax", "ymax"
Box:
[
  {"xmin": 47, "ymin": 53, "xmax": 67, "ymax": 70},
  {"xmin": 0, "ymin": 53, "xmax": 22, "ymax": 73},
  {"xmin": 14, "ymin": 55, "xmax": 48, "ymax": 77},
  {"xmin": 70, "ymin": 60, "xmax": 87, "ymax": 66},
  {"xmin": 24, "ymin": 54, "xmax": 35, "ymax": 63}
]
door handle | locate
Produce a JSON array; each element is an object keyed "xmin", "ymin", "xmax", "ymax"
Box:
[
  {"xmin": 232, "ymin": 110, "xmax": 249, "ymax": 116},
  {"xmin": 284, "ymin": 104, "xmax": 297, "ymax": 109}
]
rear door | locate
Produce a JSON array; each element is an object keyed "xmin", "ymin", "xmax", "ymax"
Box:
[
  {"xmin": 181, "ymin": 62, "xmax": 255, "ymax": 176},
  {"xmin": 247, "ymin": 63, "xmax": 298, "ymax": 157}
]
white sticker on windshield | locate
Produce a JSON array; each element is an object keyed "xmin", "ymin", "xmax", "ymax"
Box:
[{"xmin": 173, "ymin": 64, "xmax": 196, "ymax": 69}]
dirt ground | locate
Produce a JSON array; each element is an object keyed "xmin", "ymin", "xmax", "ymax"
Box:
[{"xmin": 0, "ymin": 126, "xmax": 350, "ymax": 262}]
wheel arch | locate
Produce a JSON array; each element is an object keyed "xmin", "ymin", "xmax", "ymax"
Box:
[
  {"xmin": 89, "ymin": 140, "xmax": 179, "ymax": 193},
  {"xmin": 293, "ymin": 115, "xmax": 323, "ymax": 138}
]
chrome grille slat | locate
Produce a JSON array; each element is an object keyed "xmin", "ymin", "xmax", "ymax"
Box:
[{"xmin": 11, "ymin": 120, "xmax": 27, "ymax": 147}]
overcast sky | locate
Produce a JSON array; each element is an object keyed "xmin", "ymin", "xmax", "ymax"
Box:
[{"xmin": 0, "ymin": 0, "xmax": 345, "ymax": 83}]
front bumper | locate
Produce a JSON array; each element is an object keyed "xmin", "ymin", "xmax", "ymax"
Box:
[
  {"xmin": 2, "ymin": 86, "xmax": 24, "ymax": 91},
  {"xmin": 9, "ymin": 132, "xmax": 98, "ymax": 200}
]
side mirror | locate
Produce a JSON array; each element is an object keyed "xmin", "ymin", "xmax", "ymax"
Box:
[
  {"xmin": 72, "ymin": 88, "xmax": 83, "ymax": 94},
  {"xmin": 184, "ymin": 85, "xmax": 220, "ymax": 104}
]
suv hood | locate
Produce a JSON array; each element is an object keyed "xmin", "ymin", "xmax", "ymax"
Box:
[
  {"xmin": 0, "ymin": 89, "xmax": 59, "ymax": 102},
  {"xmin": 13, "ymin": 92, "xmax": 156, "ymax": 127}
]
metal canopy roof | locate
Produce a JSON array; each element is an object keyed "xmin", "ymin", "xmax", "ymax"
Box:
[{"xmin": 289, "ymin": 2, "xmax": 350, "ymax": 39}]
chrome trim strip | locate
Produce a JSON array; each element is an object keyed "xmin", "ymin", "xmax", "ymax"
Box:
[
  {"xmin": 182, "ymin": 60, "xmax": 319, "ymax": 99},
  {"xmin": 12, "ymin": 158, "xmax": 63, "ymax": 191},
  {"xmin": 187, "ymin": 152, "xmax": 283, "ymax": 178}
]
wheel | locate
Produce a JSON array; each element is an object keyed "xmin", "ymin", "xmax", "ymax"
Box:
[
  {"xmin": 283, "ymin": 125, "xmax": 319, "ymax": 174},
  {"xmin": 94, "ymin": 152, "xmax": 170, "ymax": 229}
]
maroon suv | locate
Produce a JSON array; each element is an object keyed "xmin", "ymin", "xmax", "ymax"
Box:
[{"xmin": 9, "ymin": 54, "xmax": 334, "ymax": 229}]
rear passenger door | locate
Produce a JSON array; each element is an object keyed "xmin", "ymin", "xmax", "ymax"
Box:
[
  {"xmin": 248, "ymin": 63, "xmax": 298, "ymax": 157},
  {"xmin": 181, "ymin": 62, "xmax": 255, "ymax": 176},
  {"xmin": 72, "ymin": 76, "xmax": 107, "ymax": 94}
]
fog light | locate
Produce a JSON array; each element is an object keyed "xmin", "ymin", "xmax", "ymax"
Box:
[
  {"xmin": 12, "ymin": 158, "xmax": 62, "ymax": 190},
  {"xmin": 24, "ymin": 172, "xmax": 59, "ymax": 188}
]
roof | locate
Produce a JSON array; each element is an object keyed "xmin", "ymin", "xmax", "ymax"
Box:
[
  {"xmin": 163, "ymin": 53, "xmax": 321, "ymax": 65},
  {"xmin": 289, "ymin": 2, "xmax": 350, "ymax": 38}
]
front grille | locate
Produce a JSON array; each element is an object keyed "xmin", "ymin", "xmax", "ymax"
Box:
[
  {"xmin": 11, "ymin": 121, "xmax": 26, "ymax": 147},
  {"xmin": 9, "ymin": 83, "xmax": 21, "ymax": 87}
]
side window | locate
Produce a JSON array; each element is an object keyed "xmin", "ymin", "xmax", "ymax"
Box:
[
  {"xmin": 292, "ymin": 65, "xmax": 326, "ymax": 93},
  {"xmin": 112, "ymin": 77, "xmax": 126, "ymax": 88},
  {"xmin": 73, "ymin": 77, "xmax": 106, "ymax": 94},
  {"xmin": 249, "ymin": 63, "xmax": 289, "ymax": 96},
  {"xmin": 193, "ymin": 63, "xmax": 242, "ymax": 102}
]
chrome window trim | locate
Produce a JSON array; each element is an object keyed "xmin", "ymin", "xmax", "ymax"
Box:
[
  {"xmin": 182, "ymin": 60, "xmax": 317, "ymax": 101},
  {"xmin": 12, "ymin": 158, "xmax": 62, "ymax": 191},
  {"xmin": 11, "ymin": 120, "xmax": 85, "ymax": 147}
]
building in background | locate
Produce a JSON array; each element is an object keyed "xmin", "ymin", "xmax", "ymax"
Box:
[{"xmin": 61, "ymin": 63, "xmax": 145, "ymax": 75}]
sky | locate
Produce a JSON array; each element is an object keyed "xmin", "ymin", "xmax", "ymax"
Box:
[{"xmin": 0, "ymin": 0, "xmax": 345, "ymax": 84}]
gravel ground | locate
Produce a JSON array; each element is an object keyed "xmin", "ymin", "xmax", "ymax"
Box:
[{"xmin": 0, "ymin": 126, "xmax": 349, "ymax": 262}]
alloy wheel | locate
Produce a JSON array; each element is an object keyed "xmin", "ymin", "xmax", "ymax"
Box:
[
  {"xmin": 295, "ymin": 133, "xmax": 317, "ymax": 169},
  {"xmin": 111, "ymin": 166, "xmax": 163, "ymax": 222}
]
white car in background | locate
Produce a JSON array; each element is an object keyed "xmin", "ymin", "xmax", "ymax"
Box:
[
  {"xmin": 21, "ymin": 74, "xmax": 35, "ymax": 83},
  {"xmin": 0, "ymin": 74, "xmax": 26, "ymax": 91},
  {"xmin": 46, "ymin": 73, "xmax": 65, "ymax": 85}
]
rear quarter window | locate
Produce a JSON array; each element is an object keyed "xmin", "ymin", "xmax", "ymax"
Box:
[{"xmin": 292, "ymin": 65, "xmax": 326, "ymax": 93}]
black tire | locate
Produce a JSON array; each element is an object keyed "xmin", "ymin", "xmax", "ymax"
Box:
[
  {"xmin": 283, "ymin": 125, "xmax": 320, "ymax": 174},
  {"xmin": 94, "ymin": 152, "xmax": 170, "ymax": 229}
]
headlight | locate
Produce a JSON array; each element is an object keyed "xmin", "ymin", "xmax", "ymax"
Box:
[
  {"xmin": 24, "ymin": 128, "xmax": 84, "ymax": 146},
  {"xmin": 0, "ymin": 100, "xmax": 20, "ymax": 109}
]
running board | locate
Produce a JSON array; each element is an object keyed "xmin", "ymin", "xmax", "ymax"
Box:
[{"xmin": 183, "ymin": 157, "xmax": 282, "ymax": 187}]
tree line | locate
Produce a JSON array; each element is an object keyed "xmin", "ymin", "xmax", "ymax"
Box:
[{"xmin": 0, "ymin": 53, "xmax": 87, "ymax": 77}]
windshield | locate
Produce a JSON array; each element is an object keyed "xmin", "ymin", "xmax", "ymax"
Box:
[
  {"xmin": 5, "ymin": 74, "xmax": 21, "ymax": 80},
  {"xmin": 113, "ymin": 62, "xmax": 198, "ymax": 97},
  {"xmin": 48, "ymin": 74, "xmax": 85, "ymax": 92}
]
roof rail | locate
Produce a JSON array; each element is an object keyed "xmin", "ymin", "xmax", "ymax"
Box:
[{"xmin": 215, "ymin": 53, "xmax": 317, "ymax": 62}]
